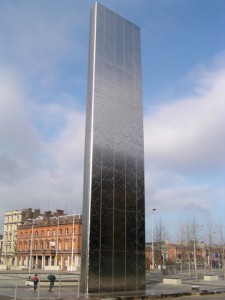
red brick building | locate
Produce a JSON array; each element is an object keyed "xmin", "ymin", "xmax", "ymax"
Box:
[
  {"xmin": 16, "ymin": 210, "xmax": 82, "ymax": 271},
  {"xmin": 145, "ymin": 240, "xmax": 207, "ymax": 270}
]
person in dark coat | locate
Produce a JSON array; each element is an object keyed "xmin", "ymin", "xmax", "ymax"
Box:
[
  {"xmin": 32, "ymin": 274, "xmax": 39, "ymax": 292},
  {"xmin": 47, "ymin": 274, "xmax": 56, "ymax": 292}
]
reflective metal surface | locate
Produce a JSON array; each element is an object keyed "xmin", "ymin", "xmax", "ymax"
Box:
[{"xmin": 81, "ymin": 3, "xmax": 145, "ymax": 293}]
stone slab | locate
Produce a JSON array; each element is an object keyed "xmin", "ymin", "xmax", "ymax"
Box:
[
  {"xmin": 163, "ymin": 278, "xmax": 182, "ymax": 285},
  {"xmin": 204, "ymin": 275, "xmax": 219, "ymax": 281}
]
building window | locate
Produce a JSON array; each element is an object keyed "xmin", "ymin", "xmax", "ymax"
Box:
[
  {"xmin": 47, "ymin": 230, "xmax": 50, "ymax": 236},
  {"xmin": 46, "ymin": 241, "xmax": 49, "ymax": 250},
  {"xmin": 50, "ymin": 241, "xmax": 55, "ymax": 249},
  {"xmin": 66, "ymin": 228, "xmax": 69, "ymax": 235},
  {"xmin": 35, "ymin": 231, "xmax": 38, "ymax": 237},
  {"xmin": 65, "ymin": 240, "xmax": 68, "ymax": 250},
  {"xmin": 59, "ymin": 229, "xmax": 62, "ymax": 235},
  {"xmin": 41, "ymin": 230, "xmax": 44, "ymax": 236},
  {"xmin": 59, "ymin": 240, "xmax": 62, "ymax": 250},
  {"xmin": 20, "ymin": 232, "xmax": 23, "ymax": 238},
  {"xmin": 53, "ymin": 230, "xmax": 56, "ymax": 236},
  {"xmin": 34, "ymin": 242, "xmax": 38, "ymax": 250},
  {"xmin": 40, "ymin": 241, "xmax": 44, "ymax": 249}
]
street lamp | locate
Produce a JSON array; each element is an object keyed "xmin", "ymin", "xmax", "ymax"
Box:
[
  {"xmin": 193, "ymin": 238, "xmax": 197, "ymax": 281},
  {"xmin": 28, "ymin": 219, "xmax": 35, "ymax": 278},
  {"xmin": 152, "ymin": 208, "xmax": 156, "ymax": 270},
  {"xmin": 4, "ymin": 245, "xmax": 7, "ymax": 268},
  {"xmin": 71, "ymin": 213, "xmax": 75, "ymax": 271},
  {"xmin": 55, "ymin": 215, "xmax": 63, "ymax": 267},
  {"xmin": 193, "ymin": 225, "xmax": 203, "ymax": 281}
]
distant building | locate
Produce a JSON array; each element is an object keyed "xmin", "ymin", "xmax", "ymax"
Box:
[
  {"xmin": 2, "ymin": 208, "xmax": 41, "ymax": 268},
  {"xmin": 16, "ymin": 210, "xmax": 82, "ymax": 271},
  {"xmin": 0, "ymin": 235, "xmax": 3, "ymax": 264}
]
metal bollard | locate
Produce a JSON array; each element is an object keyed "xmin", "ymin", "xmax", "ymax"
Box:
[
  {"xmin": 58, "ymin": 273, "xmax": 61, "ymax": 299},
  {"xmin": 77, "ymin": 284, "xmax": 80, "ymax": 298},
  {"xmin": 14, "ymin": 273, "xmax": 18, "ymax": 300}
]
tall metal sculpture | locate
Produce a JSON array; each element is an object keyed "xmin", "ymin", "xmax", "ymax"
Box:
[{"xmin": 81, "ymin": 3, "xmax": 145, "ymax": 293}]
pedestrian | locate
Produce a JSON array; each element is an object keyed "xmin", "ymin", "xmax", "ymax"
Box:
[
  {"xmin": 32, "ymin": 274, "xmax": 39, "ymax": 292},
  {"xmin": 47, "ymin": 274, "xmax": 56, "ymax": 292}
]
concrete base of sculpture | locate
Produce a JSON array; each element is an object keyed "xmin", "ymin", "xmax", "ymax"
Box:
[
  {"xmin": 204, "ymin": 275, "xmax": 219, "ymax": 281},
  {"xmin": 163, "ymin": 278, "xmax": 182, "ymax": 285}
]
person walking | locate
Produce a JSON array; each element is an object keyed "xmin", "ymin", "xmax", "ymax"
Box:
[
  {"xmin": 32, "ymin": 274, "xmax": 39, "ymax": 292},
  {"xmin": 47, "ymin": 274, "xmax": 56, "ymax": 292}
]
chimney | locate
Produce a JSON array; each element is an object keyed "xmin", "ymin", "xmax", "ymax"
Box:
[
  {"xmin": 54, "ymin": 209, "xmax": 64, "ymax": 217},
  {"xmin": 43, "ymin": 210, "xmax": 51, "ymax": 225},
  {"xmin": 33, "ymin": 209, "xmax": 41, "ymax": 219}
]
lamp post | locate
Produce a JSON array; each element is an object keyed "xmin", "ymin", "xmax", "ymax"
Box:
[
  {"xmin": 55, "ymin": 216, "xmax": 61, "ymax": 267},
  {"xmin": 71, "ymin": 213, "xmax": 75, "ymax": 271},
  {"xmin": 28, "ymin": 219, "xmax": 34, "ymax": 278},
  {"xmin": 4, "ymin": 245, "xmax": 7, "ymax": 268},
  {"xmin": 152, "ymin": 208, "xmax": 156, "ymax": 270},
  {"xmin": 193, "ymin": 225, "xmax": 203, "ymax": 281},
  {"xmin": 193, "ymin": 238, "xmax": 197, "ymax": 281}
]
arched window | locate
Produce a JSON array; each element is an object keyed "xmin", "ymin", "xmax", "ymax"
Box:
[
  {"xmin": 50, "ymin": 240, "xmax": 55, "ymax": 249},
  {"xmin": 65, "ymin": 239, "xmax": 68, "ymax": 250},
  {"xmin": 47, "ymin": 230, "xmax": 50, "ymax": 236},
  {"xmin": 59, "ymin": 240, "xmax": 62, "ymax": 250},
  {"xmin": 66, "ymin": 228, "xmax": 69, "ymax": 235},
  {"xmin": 35, "ymin": 231, "xmax": 38, "ymax": 237},
  {"xmin": 20, "ymin": 232, "xmax": 23, "ymax": 238},
  {"xmin": 34, "ymin": 241, "xmax": 38, "ymax": 250},
  {"xmin": 40, "ymin": 241, "xmax": 44, "ymax": 249},
  {"xmin": 41, "ymin": 230, "xmax": 44, "ymax": 236},
  {"xmin": 46, "ymin": 241, "xmax": 49, "ymax": 250}
]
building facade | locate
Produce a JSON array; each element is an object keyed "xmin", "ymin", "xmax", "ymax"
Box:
[
  {"xmin": 0, "ymin": 235, "xmax": 3, "ymax": 264},
  {"xmin": 145, "ymin": 240, "xmax": 225, "ymax": 271},
  {"xmin": 16, "ymin": 210, "xmax": 82, "ymax": 271},
  {"xmin": 2, "ymin": 208, "xmax": 40, "ymax": 268},
  {"xmin": 81, "ymin": 3, "xmax": 145, "ymax": 293}
]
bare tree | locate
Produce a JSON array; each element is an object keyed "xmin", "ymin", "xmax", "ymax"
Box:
[
  {"xmin": 177, "ymin": 215, "xmax": 203, "ymax": 279},
  {"xmin": 217, "ymin": 220, "xmax": 225, "ymax": 272},
  {"xmin": 206, "ymin": 217, "xmax": 217, "ymax": 271},
  {"xmin": 154, "ymin": 218, "xmax": 169, "ymax": 266}
]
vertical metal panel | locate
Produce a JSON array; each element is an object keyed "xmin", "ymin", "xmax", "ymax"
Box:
[{"xmin": 81, "ymin": 3, "xmax": 145, "ymax": 293}]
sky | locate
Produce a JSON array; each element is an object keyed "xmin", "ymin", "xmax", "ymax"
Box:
[{"xmin": 0, "ymin": 0, "xmax": 225, "ymax": 241}]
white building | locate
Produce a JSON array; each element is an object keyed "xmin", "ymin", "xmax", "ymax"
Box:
[{"xmin": 1, "ymin": 208, "xmax": 40, "ymax": 269}]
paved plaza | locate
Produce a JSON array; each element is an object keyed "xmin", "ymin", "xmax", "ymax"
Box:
[{"xmin": 0, "ymin": 270, "xmax": 225, "ymax": 299}]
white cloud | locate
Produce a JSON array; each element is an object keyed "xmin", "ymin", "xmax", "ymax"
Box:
[
  {"xmin": 0, "ymin": 68, "xmax": 42, "ymax": 183},
  {"xmin": 144, "ymin": 58, "xmax": 225, "ymax": 227},
  {"xmin": 0, "ymin": 67, "xmax": 85, "ymax": 231},
  {"xmin": 144, "ymin": 65, "xmax": 225, "ymax": 172}
]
